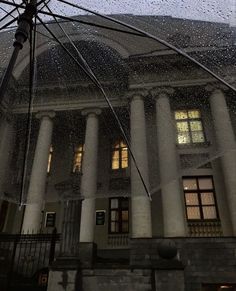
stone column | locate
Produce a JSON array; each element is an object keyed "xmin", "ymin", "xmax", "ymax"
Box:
[
  {"xmin": 208, "ymin": 86, "xmax": 236, "ymax": 235},
  {"xmin": 0, "ymin": 115, "xmax": 15, "ymax": 198},
  {"xmin": 130, "ymin": 93, "xmax": 152, "ymax": 238},
  {"xmin": 153, "ymin": 87, "xmax": 186, "ymax": 237},
  {"xmin": 22, "ymin": 111, "xmax": 55, "ymax": 233},
  {"xmin": 79, "ymin": 108, "xmax": 101, "ymax": 242}
]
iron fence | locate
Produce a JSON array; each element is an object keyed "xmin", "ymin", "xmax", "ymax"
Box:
[{"xmin": 0, "ymin": 229, "xmax": 60, "ymax": 291}]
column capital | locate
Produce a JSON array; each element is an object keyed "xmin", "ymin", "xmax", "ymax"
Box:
[
  {"xmin": 81, "ymin": 107, "xmax": 102, "ymax": 117},
  {"xmin": 127, "ymin": 89, "xmax": 148, "ymax": 101},
  {"xmin": 205, "ymin": 82, "xmax": 228, "ymax": 94},
  {"xmin": 150, "ymin": 86, "xmax": 174, "ymax": 99},
  {"xmin": 35, "ymin": 111, "xmax": 55, "ymax": 120}
]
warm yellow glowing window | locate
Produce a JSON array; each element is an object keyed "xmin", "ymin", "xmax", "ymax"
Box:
[
  {"xmin": 47, "ymin": 145, "xmax": 53, "ymax": 173},
  {"xmin": 175, "ymin": 109, "xmax": 205, "ymax": 144},
  {"xmin": 111, "ymin": 140, "xmax": 128, "ymax": 170},
  {"xmin": 183, "ymin": 176, "xmax": 218, "ymax": 220},
  {"xmin": 73, "ymin": 144, "xmax": 84, "ymax": 173}
]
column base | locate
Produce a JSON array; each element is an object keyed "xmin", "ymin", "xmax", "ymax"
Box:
[
  {"xmin": 79, "ymin": 242, "xmax": 97, "ymax": 268},
  {"xmin": 48, "ymin": 256, "xmax": 81, "ymax": 291}
]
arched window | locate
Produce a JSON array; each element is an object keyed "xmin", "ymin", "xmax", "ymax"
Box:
[
  {"xmin": 111, "ymin": 140, "xmax": 128, "ymax": 170},
  {"xmin": 72, "ymin": 144, "xmax": 84, "ymax": 173}
]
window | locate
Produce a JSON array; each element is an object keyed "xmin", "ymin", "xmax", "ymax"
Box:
[
  {"xmin": 111, "ymin": 140, "xmax": 128, "ymax": 170},
  {"xmin": 183, "ymin": 176, "xmax": 219, "ymax": 221},
  {"xmin": 72, "ymin": 144, "xmax": 84, "ymax": 173},
  {"xmin": 47, "ymin": 145, "xmax": 53, "ymax": 173},
  {"xmin": 109, "ymin": 198, "xmax": 129, "ymax": 233},
  {"xmin": 175, "ymin": 109, "xmax": 205, "ymax": 144}
]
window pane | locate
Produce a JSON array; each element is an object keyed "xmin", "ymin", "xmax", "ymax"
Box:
[
  {"xmin": 185, "ymin": 193, "xmax": 199, "ymax": 205},
  {"xmin": 111, "ymin": 210, "xmax": 118, "ymax": 220},
  {"xmin": 183, "ymin": 178, "xmax": 197, "ymax": 190},
  {"xmin": 178, "ymin": 133, "xmax": 191, "ymax": 144},
  {"xmin": 177, "ymin": 121, "xmax": 189, "ymax": 132},
  {"xmin": 73, "ymin": 152, "xmax": 82, "ymax": 172},
  {"xmin": 190, "ymin": 121, "xmax": 202, "ymax": 131},
  {"xmin": 175, "ymin": 111, "xmax": 188, "ymax": 120},
  {"xmin": 203, "ymin": 206, "xmax": 217, "ymax": 219},
  {"xmin": 188, "ymin": 110, "xmax": 200, "ymax": 119},
  {"xmin": 201, "ymin": 192, "xmax": 215, "ymax": 205},
  {"xmin": 122, "ymin": 222, "xmax": 129, "ymax": 232},
  {"xmin": 191, "ymin": 131, "xmax": 205, "ymax": 143},
  {"xmin": 198, "ymin": 178, "xmax": 213, "ymax": 190},
  {"xmin": 122, "ymin": 210, "xmax": 129, "ymax": 221},
  {"xmin": 111, "ymin": 222, "xmax": 119, "ymax": 233},
  {"xmin": 121, "ymin": 199, "xmax": 129, "ymax": 208},
  {"xmin": 112, "ymin": 150, "xmax": 119, "ymax": 169},
  {"xmin": 114, "ymin": 142, "xmax": 120, "ymax": 149},
  {"xmin": 121, "ymin": 148, "xmax": 128, "ymax": 168},
  {"xmin": 187, "ymin": 207, "xmax": 201, "ymax": 219},
  {"xmin": 111, "ymin": 199, "xmax": 118, "ymax": 209}
]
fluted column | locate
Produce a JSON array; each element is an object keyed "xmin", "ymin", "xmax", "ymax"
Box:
[
  {"xmin": 153, "ymin": 87, "xmax": 186, "ymax": 237},
  {"xmin": 22, "ymin": 111, "xmax": 55, "ymax": 233},
  {"xmin": 79, "ymin": 108, "xmax": 101, "ymax": 242},
  {"xmin": 130, "ymin": 93, "xmax": 152, "ymax": 238},
  {"xmin": 0, "ymin": 115, "xmax": 15, "ymax": 197},
  {"xmin": 208, "ymin": 86, "xmax": 236, "ymax": 235}
]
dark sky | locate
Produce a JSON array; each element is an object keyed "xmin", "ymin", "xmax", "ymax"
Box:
[{"xmin": 0, "ymin": 0, "xmax": 234, "ymax": 28}]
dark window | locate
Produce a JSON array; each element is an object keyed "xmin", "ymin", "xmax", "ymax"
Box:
[
  {"xmin": 111, "ymin": 140, "xmax": 128, "ymax": 170},
  {"xmin": 109, "ymin": 198, "xmax": 129, "ymax": 233},
  {"xmin": 175, "ymin": 109, "xmax": 205, "ymax": 144},
  {"xmin": 183, "ymin": 176, "xmax": 219, "ymax": 221}
]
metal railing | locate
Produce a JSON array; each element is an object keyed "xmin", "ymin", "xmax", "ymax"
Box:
[
  {"xmin": 0, "ymin": 229, "xmax": 60, "ymax": 290},
  {"xmin": 107, "ymin": 234, "xmax": 129, "ymax": 248},
  {"xmin": 188, "ymin": 220, "xmax": 223, "ymax": 237}
]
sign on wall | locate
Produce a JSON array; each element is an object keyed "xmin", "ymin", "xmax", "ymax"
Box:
[
  {"xmin": 45, "ymin": 212, "xmax": 56, "ymax": 227},
  {"xmin": 96, "ymin": 210, "xmax": 106, "ymax": 225}
]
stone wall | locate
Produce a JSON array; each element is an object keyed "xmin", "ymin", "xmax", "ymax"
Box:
[{"xmin": 130, "ymin": 237, "xmax": 236, "ymax": 291}]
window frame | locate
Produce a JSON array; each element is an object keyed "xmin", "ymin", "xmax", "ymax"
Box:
[
  {"xmin": 183, "ymin": 175, "xmax": 220, "ymax": 221},
  {"xmin": 175, "ymin": 109, "xmax": 206, "ymax": 145},
  {"xmin": 111, "ymin": 139, "xmax": 129, "ymax": 171},
  {"xmin": 109, "ymin": 197, "xmax": 129, "ymax": 234}
]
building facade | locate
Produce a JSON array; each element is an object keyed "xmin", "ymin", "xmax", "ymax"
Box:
[{"xmin": 1, "ymin": 15, "xmax": 236, "ymax": 291}]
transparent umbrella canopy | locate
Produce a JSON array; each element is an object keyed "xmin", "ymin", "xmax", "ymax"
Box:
[{"xmin": 0, "ymin": 0, "xmax": 236, "ymax": 207}]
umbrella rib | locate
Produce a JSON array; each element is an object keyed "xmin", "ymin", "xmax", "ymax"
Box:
[
  {"xmin": 0, "ymin": 16, "xmax": 18, "ymax": 31},
  {"xmin": 0, "ymin": 6, "xmax": 18, "ymax": 24},
  {"xmin": 12, "ymin": 0, "xmax": 20, "ymax": 15},
  {"xmin": 36, "ymin": 9, "xmax": 144, "ymax": 37},
  {"xmin": 36, "ymin": 14, "xmax": 152, "ymax": 201},
  {"xmin": 57, "ymin": 0, "xmax": 236, "ymax": 93},
  {"xmin": 19, "ymin": 14, "xmax": 37, "ymax": 207}
]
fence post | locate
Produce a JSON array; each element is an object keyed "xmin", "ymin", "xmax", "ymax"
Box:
[
  {"xmin": 49, "ymin": 228, "xmax": 57, "ymax": 265},
  {"xmin": 6, "ymin": 235, "xmax": 18, "ymax": 291}
]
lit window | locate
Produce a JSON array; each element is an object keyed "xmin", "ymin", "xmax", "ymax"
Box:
[
  {"xmin": 47, "ymin": 145, "xmax": 53, "ymax": 173},
  {"xmin": 109, "ymin": 198, "xmax": 129, "ymax": 233},
  {"xmin": 183, "ymin": 176, "xmax": 218, "ymax": 221},
  {"xmin": 111, "ymin": 140, "xmax": 128, "ymax": 170},
  {"xmin": 72, "ymin": 144, "xmax": 84, "ymax": 173},
  {"xmin": 175, "ymin": 109, "xmax": 205, "ymax": 144}
]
